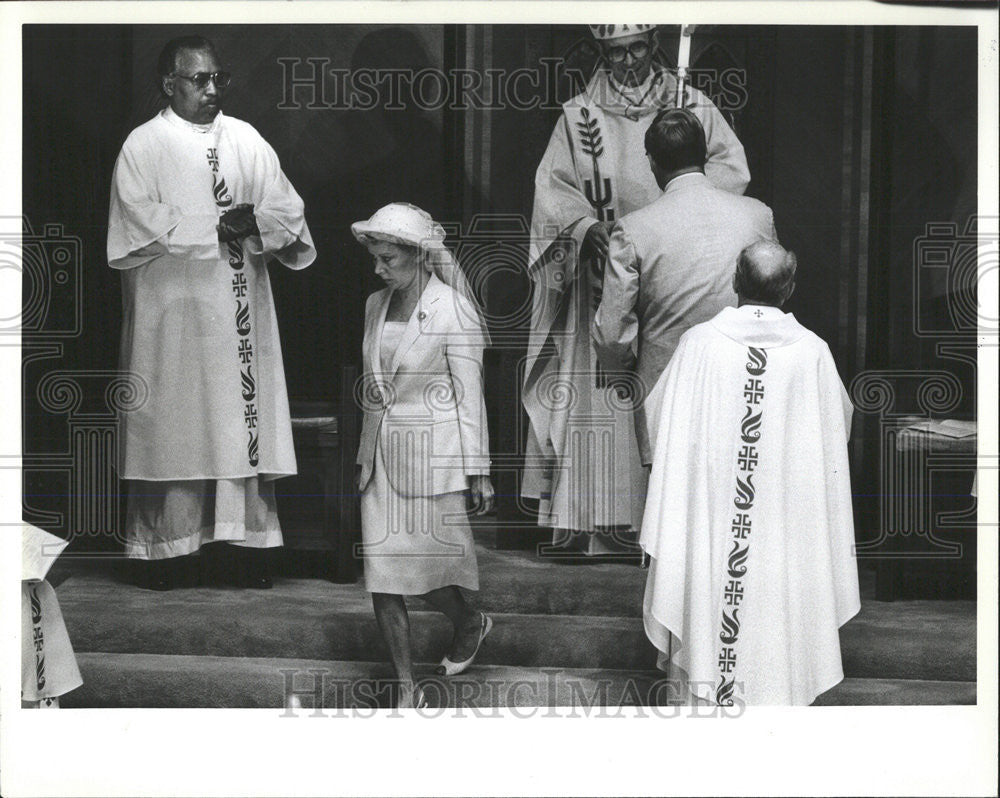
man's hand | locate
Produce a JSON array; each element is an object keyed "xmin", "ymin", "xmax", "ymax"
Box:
[
  {"xmin": 584, "ymin": 221, "xmax": 614, "ymax": 311},
  {"xmin": 582, "ymin": 220, "xmax": 614, "ymax": 263},
  {"xmin": 218, "ymin": 203, "xmax": 259, "ymax": 243},
  {"xmin": 468, "ymin": 475, "xmax": 496, "ymax": 516},
  {"xmin": 354, "ymin": 465, "xmax": 364, "ymax": 494}
]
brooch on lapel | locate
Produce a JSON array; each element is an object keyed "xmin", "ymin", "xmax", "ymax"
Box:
[{"xmin": 417, "ymin": 311, "xmax": 427, "ymax": 321}]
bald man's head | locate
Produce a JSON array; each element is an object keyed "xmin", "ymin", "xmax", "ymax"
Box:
[{"xmin": 733, "ymin": 241, "xmax": 797, "ymax": 307}]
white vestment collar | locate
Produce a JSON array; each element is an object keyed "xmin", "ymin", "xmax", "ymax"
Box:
[
  {"xmin": 162, "ymin": 105, "xmax": 223, "ymax": 134},
  {"xmin": 607, "ymin": 67, "xmax": 659, "ymax": 104},
  {"xmin": 709, "ymin": 304, "xmax": 808, "ymax": 348},
  {"xmin": 584, "ymin": 66, "xmax": 671, "ymax": 120}
]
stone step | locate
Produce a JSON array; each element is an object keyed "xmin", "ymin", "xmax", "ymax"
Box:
[
  {"xmin": 48, "ymin": 537, "xmax": 875, "ymax": 621},
  {"xmin": 50, "ymin": 544, "xmax": 651, "ymax": 618},
  {"xmin": 839, "ymin": 600, "xmax": 975, "ymax": 682},
  {"xmin": 63, "ymin": 602, "xmax": 657, "ymax": 671},
  {"xmin": 57, "ymin": 562, "xmax": 975, "ymax": 681},
  {"xmin": 63, "ymin": 653, "xmax": 975, "ymax": 709},
  {"xmin": 813, "ymin": 677, "xmax": 976, "ymax": 706}
]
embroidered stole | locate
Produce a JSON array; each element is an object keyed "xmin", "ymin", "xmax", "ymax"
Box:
[{"xmin": 207, "ymin": 144, "xmax": 260, "ymax": 469}]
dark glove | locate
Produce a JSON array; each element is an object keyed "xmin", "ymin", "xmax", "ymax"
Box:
[
  {"xmin": 583, "ymin": 221, "xmax": 613, "ymax": 312},
  {"xmin": 218, "ymin": 203, "xmax": 259, "ymax": 243},
  {"xmin": 582, "ymin": 220, "xmax": 612, "ymax": 262}
]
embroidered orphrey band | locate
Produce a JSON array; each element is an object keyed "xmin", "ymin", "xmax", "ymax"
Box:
[
  {"xmin": 715, "ymin": 346, "xmax": 767, "ymax": 706},
  {"xmin": 30, "ymin": 584, "xmax": 46, "ymax": 691},
  {"xmin": 575, "ymin": 106, "xmax": 615, "ymax": 389},
  {"xmin": 208, "ymin": 146, "xmax": 259, "ymax": 468}
]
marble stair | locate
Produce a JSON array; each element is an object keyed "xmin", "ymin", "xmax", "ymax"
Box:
[{"xmin": 52, "ymin": 540, "xmax": 977, "ymax": 709}]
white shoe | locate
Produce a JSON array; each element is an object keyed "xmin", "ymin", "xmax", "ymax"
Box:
[{"xmin": 436, "ymin": 612, "xmax": 493, "ymax": 676}]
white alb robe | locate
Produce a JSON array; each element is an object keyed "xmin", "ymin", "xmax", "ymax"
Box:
[
  {"xmin": 640, "ymin": 305, "xmax": 861, "ymax": 705},
  {"xmin": 522, "ymin": 67, "xmax": 750, "ymax": 548},
  {"xmin": 108, "ymin": 108, "xmax": 315, "ymax": 556}
]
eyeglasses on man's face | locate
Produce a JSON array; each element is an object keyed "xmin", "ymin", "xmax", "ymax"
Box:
[
  {"xmin": 171, "ymin": 71, "xmax": 232, "ymax": 90},
  {"xmin": 604, "ymin": 39, "xmax": 653, "ymax": 64}
]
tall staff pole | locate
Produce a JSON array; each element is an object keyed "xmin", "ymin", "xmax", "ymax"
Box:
[{"xmin": 675, "ymin": 24, "xmax": 695, "ymax": 108}]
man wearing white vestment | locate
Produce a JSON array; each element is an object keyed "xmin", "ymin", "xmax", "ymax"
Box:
[
  {"xmin": 640, "ymin": 242, "xmax": 860, "ymax": 706},
  {"xmin": 593, "ymin": 108, "xmax": 777, "ymax": 465},
  {"xmin": 108, "ymin": 36, "xmax": 315, "ymax": 590},
  {"xmin": 522, "ymin": 24, "xmax": 750, "ymax": 555}
]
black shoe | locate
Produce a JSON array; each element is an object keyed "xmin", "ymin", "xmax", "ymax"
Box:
[{"xmin": 138, "ymin": 559, "xmax": 172, "ymax": 591}]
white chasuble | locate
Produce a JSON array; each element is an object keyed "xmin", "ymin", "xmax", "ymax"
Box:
[
  {"xmin": 21, "ymin": 525, "xmax": 82, "ymax": 703},
  {"xmin": 108, "ymin": 108, "xmax": 315, "ymax": 482},
  {"xmin": 522, "ymin": 68, "xmax": 750, "ymax": 541},
  {"xmin": 640, "ymin": 306, "xmax": 861, "ymax": 705},
  {"xmin": 21, "ymin": 580, "xmax": 83, "ymax": 702}
]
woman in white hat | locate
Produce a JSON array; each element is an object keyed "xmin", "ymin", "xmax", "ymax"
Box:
[{"xmin": 352, "ymin": 203, "xmax": 495, "ymax": 709}]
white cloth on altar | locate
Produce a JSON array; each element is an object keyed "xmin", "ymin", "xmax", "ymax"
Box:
[
  {"xmin": 522, "ymin": 67, "xmax": 750, "ymax": 540},
  {"xmin": 109, "ymin": 107, "xmax": 314, "ymax": 482},
  {"xmin": 640, "ymin": 305, "xmax": 861, "ymax": 706}
]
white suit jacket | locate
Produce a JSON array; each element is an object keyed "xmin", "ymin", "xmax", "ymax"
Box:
[
  {"xmin": 593, "ymin": 172, "xmax": 778, "ymax": 463},
  {"xmin": 356, "ymin": 274, "xmax": 490, "ymax": 497}
]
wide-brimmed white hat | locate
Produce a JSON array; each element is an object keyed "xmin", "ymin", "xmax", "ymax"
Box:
[
  {"xmin": 351, "ymin": 202, "xmax": 446, "ymax": 248},
  {"xmin": 351, "ymin": 202, "xmax": 491, "ymax": 341},
  {"xmin": 589, "ymin": 24, "xmax": 656, "ymax": 41}
]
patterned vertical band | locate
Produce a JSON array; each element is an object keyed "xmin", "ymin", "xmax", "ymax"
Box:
[
  {"xmin": 716, "ymin": 346, "xmax": 768, "ymax": 705},
  {"xmin": 208, "ymin": 146, "xmax": 260, "ymax": 468}
]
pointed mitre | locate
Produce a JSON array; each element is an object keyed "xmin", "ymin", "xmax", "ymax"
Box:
[{"xmin": 588, "ymin": 24, "xmax": 656, "ymax": 41}]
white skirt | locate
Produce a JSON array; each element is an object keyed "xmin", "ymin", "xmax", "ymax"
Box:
[{"xmin": 360, "ymin": 441, "xmax": 478, "ymax": 595}]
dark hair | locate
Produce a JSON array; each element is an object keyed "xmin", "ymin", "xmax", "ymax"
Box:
[
  {"xmin": 644, "ymin": 108, "xmax": 707, "ymax": 174},
  {"xmin": 156, "ymin": 36, "xmax": 218, "ymax": 94},
  {"xmin": 734, "ymin": 242, "xmax": 797, "ymax": 306}
]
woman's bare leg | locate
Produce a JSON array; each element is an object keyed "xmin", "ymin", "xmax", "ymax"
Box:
[
  {"xmin": 372, "ymin": 592, "xmax": 417, "ymax": 707},
  {"xmin": 418, "ymin": 586, "xmax": 484, "ymax": 661}
]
